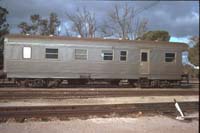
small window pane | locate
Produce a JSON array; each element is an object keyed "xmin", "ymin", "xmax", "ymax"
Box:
[
  {"xmin": 45, "ymin": 54, "xmax": 58, "ymax": 59},
  {"xmin": 75, "ymin": 49, "xmax": 87, "ymax": 55},
  {"xmin": 75, "ymin": 55, "xmax": 87, "ymax": 60},
  {"xmin": 102, "ymin": 50, "xmax": 113, "ymax": 60},
  {"xmin": 46, "ymin": 49, "xmax": 58, "ymax": 53},
  {"xmin": 120, "ymin": 51, "xmax": 127, "ymax": 56},
  {"xmin": 120, "ymin": 51, "xmax": 127, "ymax": 61},
  {"xmin": 165, "ymin": 53, "xmax": 175, "ymax": 62},
  {"xmin": 165, "ymin": 58, "xmax": 174, "ymax": 62},
  {"xmin": 75, "ymin": 49, "xmax": 87, "ymax": 60},
  {"xmin": 141, "ymin": 52, "xmax": 147, "ymax": 62},
  {"xmin": 45, "ymin": 48, "xmax": 58, "ymax": 59},
  {"xmin": 120, "ymin": 56, "xmax": 126, "ymax": 61},
  {"xmin": 104, "ymin": 56, "xmax": 113, "ymax": 60},
  {"xmin": 23, "ymin": 47, "xmax": 31, "ymax": 59},
  {"xmin": 166, "ymin": 53, "xmax": 175, "ymax": 58},
  {"xmin": 104, "ymin": 53, "xmax": 112, "ymax": 56}
]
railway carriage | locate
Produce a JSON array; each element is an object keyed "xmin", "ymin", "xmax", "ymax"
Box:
[{"xmin": 2, "ymin": 34, "xmax": 188, "ymax": 87}]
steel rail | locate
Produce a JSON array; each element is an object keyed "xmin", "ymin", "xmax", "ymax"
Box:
[
  {"xmin": 0, "ymin": 102, "xmax": 198, "ymax": 119},
  {"xmin": 0, "ymin": 89, "xmax": 198, "ymax": 99},
  {"xmin": 0, "ymin": 82, "xmax": 199, "ymax": 88}
]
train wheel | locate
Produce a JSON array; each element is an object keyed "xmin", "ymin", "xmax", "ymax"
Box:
[
  {"xmin": 68, "ymin": 79, "xmax": 87, "ymax": 85},
  {"xmin": 110, "ymin": 80, "xmax": 119, "ymax": 86},
  {"xmin": 150, "ymin": 80, "xmax": 160, "ymax": 88},
  {"xmin": 15, "ymin": 79, "xmax": 27, "ymax": 88},
  {"xmin": 79, "ymin": 79, "xmax": 88, "ymax": 85},
  {"xmin": 140, "ymin": 78, "xmax": 150, "ymax": 88},
  {"xmin": 47, "ymin": 79, "xmax": 62, "ymax": 88},
  {"xmin": 159, "ymin": 80, "xmax": 170, "ymax": 88},
  {"xmin": 128, "ymin": 80, "xmax": 137, "ymax": 87},
  {"xmin": 31, "ymin": 79, "xmax": 43, "ymax": 88},
  {"xmin": 25, "ymin": 80, "xmax": 34, "ymax": 88}
]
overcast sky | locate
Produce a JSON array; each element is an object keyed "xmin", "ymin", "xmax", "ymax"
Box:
[{"xmin": 1, "ymin": 0, "xmax": 199, "ymax": 40}]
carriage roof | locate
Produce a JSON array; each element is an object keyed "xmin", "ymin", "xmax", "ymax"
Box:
[{"xmin": 5, "ymin": 34, "xmax": 188, "ymax": 50}]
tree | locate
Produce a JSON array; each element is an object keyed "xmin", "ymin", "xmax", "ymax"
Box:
[
  {"xmin": 101, "ymin": 4, "xmax": 135, "ymax": 39},
  {"xmin": 18, "ymin": 22, "xmax": 32, "ymax": 35},
  {"xmin": 100, "ymin": 2, "xmax": 159, "ymax": 40},
  {"xmin": 188, "ymin": 36, "xmax": 199, "ymax": 66},
  {"xmin": 134, "ymin": 18, "xmax": 148, "ymax": 39},
  {"xmin": 183, "ymin": 64, "xmax": 199, "ymax": 79},
  {"xmin": 136, "ymin": 30, "xmax": 170, "ymax": 41},
  {"xmin": 49, "ymin": 13, "xmax": 60, "ymax": 35},
  {"xmin": 30, "ymin": 14, "xmax": 41, "ymax": 35},
  {"xmin": 66, "ymin": 7, "xmax": 96, "ymax": 38},
  {"xmin": 0, "ymin": 6, "xmax": 9, "ymax": 67},
  {"xmin": 39, "ymin": 19, "xmax": 49, "ymax": 35},
  {"xmin": 18, "ymin": 12, "xmax": 60, "ymax": 36},
  {"xmin": 0, "ymin": 6, "xmax": 9, "ymax": 48}
]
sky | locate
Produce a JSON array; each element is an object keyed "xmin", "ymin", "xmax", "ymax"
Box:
[{"xmin": 1, "ymin": 0, "xmax": 199, "ymax": 43}]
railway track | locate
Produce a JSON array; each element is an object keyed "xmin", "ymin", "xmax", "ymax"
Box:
[
  {"xmin": 0, "ymin": 89, "xmax": 198, "ymax": 99},
  {"xmin": 0, "ymin": 102, "xmax": 198, "ymax": 121},
  {"xmin": 0, "ymin": 80, "xmax": 199, "ymax": 88}
]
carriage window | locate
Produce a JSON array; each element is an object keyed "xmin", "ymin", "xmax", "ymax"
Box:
[
  {"xmin": 45, "ymin": 48, "xmax": 58, "ymax": 59},
  {"xmin": 120, "ymin": 51, "xmax": 127, "ymax": 61},
  {"xmin": 102, "ymin": 50, "xmax": 113, "ymax": 60},
  {"xmin": 141, "ymin": 52, "xmax": 148, "ymax": 62},
  {"xmin": 23, "ymin": 47, "xmax": 31, "ymax": 59},
  {"xmin": 165, "ymin": 53, "xmax": 175, "ymax": 62},
  {"xmin": 75, "ymin": 49, "xmax": 87, "ymax": 60}
]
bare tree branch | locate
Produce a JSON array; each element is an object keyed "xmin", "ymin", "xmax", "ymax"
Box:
[
  {"xmin": 134, "ymin": 18, "xmax": 148, "ymax": 39},
  {"xmin": 66, "ymin": 7, "xmax": 96, "ymax": 38},
  {"xmin": 100, "ymin": 4, "xmax": 136, "ymax": 39},
  {"xmin": 100, "ymin": 2, "xmax": 158, "ymax": 40}
]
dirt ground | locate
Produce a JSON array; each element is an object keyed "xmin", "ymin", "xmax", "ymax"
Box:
[
  {"xmin": 0, "ymin": 114, "xmax": 198, "ymax": 133},
  {"xmin": 0, "ymin": 95, "xmax": 198, "ymax": 107}
]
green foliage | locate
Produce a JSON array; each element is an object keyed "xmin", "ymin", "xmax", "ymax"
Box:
[
  {"xmin": 183, "ymin": 64, "xmax": 199, "ymax": 79},
  {"xmin": 188, "ymin": 37, "xmax": 199, "ymax": 66},
  {"xmin": 0, "ymin": 6, "xmax": 9, "ymax": 66},
  {"xmin": 30, "ymin": 14, "xmax": 40, "ymax": 34},
  {"xmin": 0, "ymin": 6, "xmax": 9, "ymax": 48},
  {"xmin": 39, "ymin": 19, "xmax": 49, "ymax": 35},
  {"xmin": 49, "ymin": 13, "xmax": 60, "ymax": 35},
  {"xmin": 18, "ymin": 13, "xmax": 60, "ymax": 35},
  {"xmin": 136, "ymin": 30, "xmax": 170, "ymax": 42},
  {"xmin": 184, "ymin": 36, "xmax": 199, "ymax": 79},
  {"xmin": 18, "ymin": 22, "xmax": 32, "ymax": 35}
]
